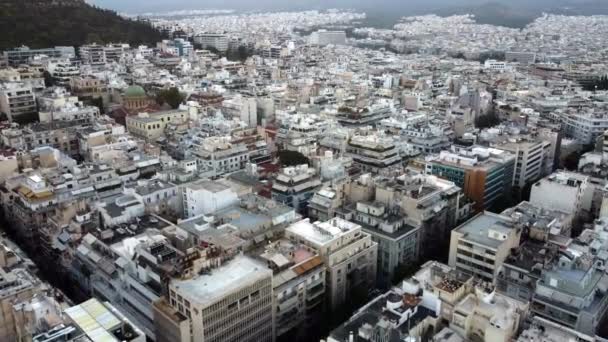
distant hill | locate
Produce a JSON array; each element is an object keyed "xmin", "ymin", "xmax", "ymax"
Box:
[{"xmin": 0, "ymin": 0, "xmax": 165, "ymax": 50}]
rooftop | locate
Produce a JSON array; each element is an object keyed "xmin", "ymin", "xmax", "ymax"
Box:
[
  {"xmin": 455, "ymin": 212, "xmax": 516, "ymax": 249},
  {"xmin": 172, "ymin": 255, "xmax": 271, "ymax": 306},
  {"xmin": 286, "ymin": 218, "xmax": 361, "ymax": 247}
]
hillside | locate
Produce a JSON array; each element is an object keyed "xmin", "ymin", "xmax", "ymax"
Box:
[{"xmin": 0, "ymin": 0, "xmax": 165, "ymax": 50}]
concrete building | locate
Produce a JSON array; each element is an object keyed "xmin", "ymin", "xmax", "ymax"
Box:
[
  {"xmin": 353, "ymin": 201, "xmax": 420, "ymax": 288},
  {"xmin": 560, "ymin": 110, "xmax": 608, "ymax": 145},
  {"xmin": 4, "ymin": 46, "xmax": 75, "ymax": 66},
  {"xmin": 126, "ymin": 110, "xmax": 189, "ymax": 141},
  {"xmin": 494, "ymin": 138, "xmax": 551, "ymax": 192},
  {"xmin": 182, "ymin": 180, "xmax": 239, "ymax": 218},
  {"xmin": 346, "ymin": 134, "xmax": 402, "ymax": 174},
  {"xmin": 192, "ymin": 136, "xmax": 250, "ymax": 178},
  {"xmin": 529, "ymin": 171, "xmax": 592, "ymax": 217},
  {"xmin": 259, "ymin": 240, "xmax": 325, "ymax": 340},
  {"xmin": 531, "ymin": 254, "xmax": 608, "ymax": 336},
  {"xmin": 426, "ymin": 145, "xmax": 515, "ymax": 211},
  {"xmin": 286, "ymin": 218, "xmax": 378, "ymax": 311},
  {"xmin": 194, "ymin": 34, "xmax": 230, "ymax": 52},
  {"xmin": 0, "ymin": 83, "xmax": 37, "ymax": 122},
  {"xmin": 79, "ymin": 44, "xmax": 107, "ymax": 66},
  {"xmin": 272, "ymin": 165, "xmax": 322, "ymax": 214},
  {"xmin": 448, "ymin": 212, "xmax": 522, "ymax": 283},
  {"xmin": 168, "ymin": 255, "xmax": 274, "ymax": 342}
]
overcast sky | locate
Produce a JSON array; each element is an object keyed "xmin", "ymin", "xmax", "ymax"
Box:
[{"xmin": 89, "ymin": 0, "xmax": 492, "ymax": 13}]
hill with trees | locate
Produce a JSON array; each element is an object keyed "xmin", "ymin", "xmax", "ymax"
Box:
[{"xmin": 0, "ymin": 0, "xmax": 165, "ymax": 50}]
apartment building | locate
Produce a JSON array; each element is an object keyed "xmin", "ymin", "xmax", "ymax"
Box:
[
  {"xmin": 346, "ymin": 134, "xmax": 402, "ymax": 174},
  {"xmin": 192, "ymin": 136, "xmax": 250, "ymax": 178},
  {"xmin": 286, "ymin": 218, "xmax": 378, "ymax": 311},
  {"xmin": 531, "ymin": 255, "xmax": 608, "ymax": 336},
  {"xmin": 258, "ymin": 239, "xmax": 325, "ymax": 340},
  {"xmin": 374, "ymin": 172, "xmax": 471, "ymax": 261},
  {"xmin": 529, "ymin": 171, "xmax": 592, "ymax": 217},
  {"xmin": 194, "ymin": 34, "xmax": 230, "ymax": 52},
  {"xmin": 353, "ymin": 201, "xmax": 420, "ymax": 288},
  {"xmin": 168, "ymin": 255, "xmax": 274, "ymax": 342},
  {"xmin": 448, "ymin": 212, "xmax": 522, "ymax": 283},
  {"xmin": 272, "ymin": 165, "xmax": 322, "ymax": 214},
  {"xmin": 182, "ymin": 180, "xmax": 239, "ymax": 218},
  {"xmin": 560, "ymin": 109, "xmax": 608, "ymax": 145},
  {"xmin": 0, "ymin": 83, "xmax": 37, "ymax": 122},
  {"xmin": 79, "ymin": 44, "xmax": 107, "ymax": 66}
]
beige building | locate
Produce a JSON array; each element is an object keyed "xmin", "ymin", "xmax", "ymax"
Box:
[
  {"xmin": 448, "ymin": 212, "xmax": 521, "ymax": 283},
  {"xmin": 126, "ymin": 110, "xmax": 188, "ymax": 141},
  {"xmin": 285, "ymin": 218, "xmax": 378, "ymax": 311},
  {"xmin": 168, "ymin": 255, "xmax": 274, "ymax": 342}
]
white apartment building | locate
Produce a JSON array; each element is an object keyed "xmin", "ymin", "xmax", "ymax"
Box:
[
  {"xmin": 168, "ymin": 255, "xmax": 274, "ymax": 342},
  {"xmin": 45, "ymin": 58, "xmax": 80, "ymax": 86},
  {"xmin": 529, "ymin": 171, "xmax": 593, "ymax": 217},
  {"xmin": 0, "ymin": 83, "xmax": 37, "ymax": 122},
  {"xmin": 192, "ymin": 136, "xmax": 250, "ymax": 178},
  {"xmin": 448, "ymin": 212, "xmax": 521, "ymax": 283},
  {"xmin": 560, "ymin": 110, "xmax": 608, "ymax": 145},
  {"xmin": 194, "ymin": 34, "xmax": 230, "ymax": 52},
  {"xmin": 286, "ymin": 218, "xmax": 378, "ymax": 311},
  {"xmin": 182, "ymin": 180, "xmax": 238, "ymax": 218},
  {"xmin": 79, "ymin": 44, "xmax": 107, "ymax": 66}
]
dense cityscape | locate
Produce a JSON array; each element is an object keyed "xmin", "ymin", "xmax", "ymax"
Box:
[{"xmin": 2, "ymin": 2, "xmax": 608, "ymax": 342}]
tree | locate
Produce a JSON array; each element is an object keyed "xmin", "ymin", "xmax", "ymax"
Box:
[
  {"xmin": 475, "ymin": 110, "xmax": 500, "ymax": 128},
  {"xmin": 584, "ymin": 75, "xmax": 608, "ymax": 91},
  {"xmin": 156, "ymin": 87, "xmax": 185, "ymax": 109},
  {"xmin": 563, "ymin": 151, "xmax": 581, "ymax": 171},
  {"xmin": 43, "ymin": 70, "xmax": 55, "ymax": 87},
  {"xmin": 278, "ymin": 150, "xmax": 310, "ymax": 167}
]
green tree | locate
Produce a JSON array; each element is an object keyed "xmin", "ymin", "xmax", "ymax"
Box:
[
  {"xmin": 156, "ymin": 87, "xmax": 185, "ymax": 109},
  {"xmin": 43, "ymin": 70, "xmax": 55, "ymax": 87},
  {"xmin": 278, "ymin": 150, "xmax": 310, "ymax": 167}
]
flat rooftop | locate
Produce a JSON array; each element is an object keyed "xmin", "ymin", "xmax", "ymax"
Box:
[
  {"xmin": 287, "ymin": 218, "xmax": 360, "ymax": 246},
  {"xmin": 455, "ymin": 212, "xmax": 515, "ymax": 249},
  {"xmin": 187, "ymin": 180, "xmax": 230, "ymax": 193},
  {"xmin": 172, "ymin": 255, "xmax": 271, "ymax": 306}
]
